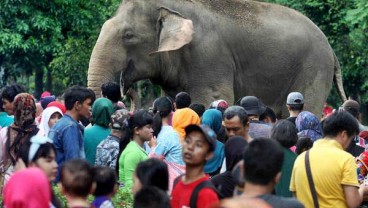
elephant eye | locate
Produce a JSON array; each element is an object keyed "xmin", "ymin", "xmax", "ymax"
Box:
[{"xmin": 123, "ymin": 32, "xmax": 134, "ymax": 40}]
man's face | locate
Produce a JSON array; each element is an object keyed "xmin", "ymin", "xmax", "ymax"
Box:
[
  {"xmin": 2, "ymin": 98, "xmax": 14, "ymax": 115},
  {"xmin": 224, "ymin": 115, "xmax": 247, "ymax": 138},
  {"xmin": 77, "ymin": 98, "xmax": 92, "ymax": 120},
  {"xmin": 182, "ymin": 131, "xmax": 212, "ymax": 166}
]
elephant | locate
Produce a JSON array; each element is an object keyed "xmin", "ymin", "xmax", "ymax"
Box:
[{"xmin": 88, "ymin": 0, "xmax": 346, "ymax": 117}]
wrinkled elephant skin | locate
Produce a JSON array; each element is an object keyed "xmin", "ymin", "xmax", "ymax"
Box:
[{"xmin": 88, "ymin": 0, "xmax": 346, "ymax": 117}]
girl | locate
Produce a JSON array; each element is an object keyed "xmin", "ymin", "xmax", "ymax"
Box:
[{"xmin": 38, "ymin": 106, "xmax": 63, "ymax": 137}]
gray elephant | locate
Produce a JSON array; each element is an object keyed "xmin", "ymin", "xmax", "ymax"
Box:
[{"xmin": 88, "ymin": 0, "xmax": 346, "ymax": 117}]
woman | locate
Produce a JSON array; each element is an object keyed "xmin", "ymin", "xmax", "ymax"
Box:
[
  {"xmin": 149, "ymin": 96, "xmax": 185, "ymax": 191},
  {"xmin": 37, "ymin": 106, "xmax": 63, "ymax": 137},
  {"xmin": 201, "ymin": 109, "xmax": 225, "ymax": 176},
  {"xmin": 172, "ymin": 107, "xmax": 200, "ymax": 142},
  {"xmin": 296, "ymin": 111, "xmax": 322, "ymax": 141},
  {"xmin": 18, "ymin": 135, "xmax": 62, "ymax": 207},
  {"xmin": 0, "ymin": 93, "xmax": 39, "ymax": 192}
]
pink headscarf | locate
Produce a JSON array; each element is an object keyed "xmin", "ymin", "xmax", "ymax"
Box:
[{"xmin": 4, "ymin": 168, "xmax": 51, "ymax": 208}]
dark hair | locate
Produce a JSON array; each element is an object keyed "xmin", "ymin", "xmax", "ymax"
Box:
[
  {"xmin": 18, "ymin": 142, "xmax": 56, "ymax": 167},
  {"xmin": 223, "ymin": 106, "xmax": 248, "ymax": 126},
  {"xmin": 343, "ymin": 106, "xmax": 359, "ymax": 119},
  {"xmin": 296, "ymin": 137, "xmax": 313, "ymax": 155},
  {"xmin": 189, "ymin": 103, "xmax": 206, "ymax": 117},
  {"xmin": 93, "ymin": 166, "xmax": 117, "ymax": 197},
  {"xmin": 128, "ymin": 110, "xmax": 153, "ymax": 132},
  {"xmin": 101, "ymin": 82, "xmax": 121, "ymax": 103},
  {"xmin": 133, "ymin": 186, "xmax": 170, "ymax": 208},
  {"xmin": 288, "ymin": 104, "xmax": 304, "ymax": 111},
  {"xmin": 323, "ymin": 111, "xmax": 359, "ymax": 138},
  {"xmin": 243, "ymin": 138, "xmax": 284, "ymax": 185},
  {"xmin": 259, "ymin": 107, "xmax": 277, "ymax": 123},
  {"xmin": 64, "ymin": 86, "xmax": 96, "ymax": 110},
  {"xmin": 271, "ymin": 120, "xmax": 298, "ymax": 148},
  {"xmin": 0, "ymin": 93, "xmax": 4, "ymax": 112},
  {"xmin": 1, "ymin": 84, "xmax": 26, "ymax": 102},
  {"xmin": 152, "ymin": 97, "xmax": 173, "ymax": 137},
  {"xmin": 61, "ymin": 159, "xmax": 94, "ymax": 197},
  {"xmin": 135, "ymin": 158, "xmax": 169, "ymax": 192},
  {"xmin": 175, "ymin": 92, "xmax": 191, "ymax": 109}
]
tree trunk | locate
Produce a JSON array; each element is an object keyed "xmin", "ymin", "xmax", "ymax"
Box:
[
  {"xmin": 46, "ymin": 67, "xmax": 52, "ymax": 93},
  {"xmin": 34, "ymin": 67, "xmax": 44, "ymax": 100}
]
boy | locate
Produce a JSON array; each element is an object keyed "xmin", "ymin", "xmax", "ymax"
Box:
[
  {"xmin": 92, "ymin": 166, "xmax": 117, "ymax": 208},
  {"xmin": 61, "ymin": 159, "xmax": 95, "ymax": 208},
  {"xmin": 49, "ymin": 85, "xmax": 95, "ymax": 182},
  {"xmin": 171, "ymin": 124, "xmax": 219, "ymax": 208},
  {"xmin": 134, "ymin": 186, "xmax": 170, "ymax": 208}
]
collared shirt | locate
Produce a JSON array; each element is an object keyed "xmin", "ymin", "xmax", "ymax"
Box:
[{"xmin": 48, "ymin": 114, "xmax": 85, "ymax": 182}]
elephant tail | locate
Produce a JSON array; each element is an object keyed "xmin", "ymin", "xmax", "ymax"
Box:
[{"xmin": 333, "ymin": 51, "xmax": 347, "ymax": 102}]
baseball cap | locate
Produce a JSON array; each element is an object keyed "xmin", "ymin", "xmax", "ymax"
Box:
[
  {"xmin": 185, "ymin": 124, "xmax": 217, "ymax": 152},
  {"xmin": 239, "ymin": 96, "xmax": 266, "ymax": 116},
  {"xmin": 111, "ymin": 109, "xmax": 130, "ymax": 130},
  {"xmin": 286, "ymin": 92, "xmax": 304, "ymax": 105}
]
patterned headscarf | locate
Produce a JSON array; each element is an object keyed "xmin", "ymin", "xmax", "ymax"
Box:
[
  {"xmin": 296, "ymin": 111, "xmax": 322, "ymax": 142},
  {"xmin": 13, "ymin": 93, "xmax": 36, "ymax": 129}
]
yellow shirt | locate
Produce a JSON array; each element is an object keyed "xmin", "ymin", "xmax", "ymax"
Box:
[{"xmin": 290, "ymin": 139, "xmax": 359, "ymax": 208}]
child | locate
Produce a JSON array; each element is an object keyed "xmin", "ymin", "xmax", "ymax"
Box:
[
  {"xmin": 171, "ymin": 124, "xmax": 219, "ymax": 208},
  {"xmin": 134, "ymin": 186, "xmax": 170, "ymax": 208},
  {"xmin": 61, "ymin": 159, "xmax": 95, "ymax": 208},
  {"xmin": 357, "ymin": 151, "xmax": 368, "ymax": 184},
  {"xmin": 92, "ymin": 166, "xmax": 117, "ymax": 208}
]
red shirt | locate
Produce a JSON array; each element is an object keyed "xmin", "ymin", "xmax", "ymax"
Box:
[{"xmin": 170, "ymin": 175, "xmax": 219, "ymax": 208}]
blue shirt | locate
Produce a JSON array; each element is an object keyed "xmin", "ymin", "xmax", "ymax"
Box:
[
  {"xmin": 0, "ymin": 112, "xmax": 13, "ymax": 129},
  {"xmin": 48, "ymin": 114, "xmax": 85, "ymax": 182}
]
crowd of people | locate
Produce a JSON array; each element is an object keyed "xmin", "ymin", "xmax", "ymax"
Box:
[{"xmin": 0, "ymin": 82, "xmax": 368, "ymax": 208}]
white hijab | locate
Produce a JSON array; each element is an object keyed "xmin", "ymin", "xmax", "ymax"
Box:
[{"xmin": 37, "ymin": 106, "xmax": 63, "ymax": 137}]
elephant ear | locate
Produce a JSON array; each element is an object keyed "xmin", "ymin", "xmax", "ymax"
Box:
[{"xmin": 151, "ymin": 7, "xmax": 194, "ymax": 54}]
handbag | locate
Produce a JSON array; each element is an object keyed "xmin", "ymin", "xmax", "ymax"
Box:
[{"xmin": 305, "ymin": 150, "xmax": 319, "ymax": 208}]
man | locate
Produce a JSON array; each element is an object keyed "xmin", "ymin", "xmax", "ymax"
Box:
[
  {"xmin": 1, "ymin": 84, "xmax": 26, "ymax": 116},
  {"xmin": 223, "ymin": 106, "xmax": 251, "ymax": 142},
  {"xmin": 101, "ymin": 81, "xmax": 123, "ymax": 110},
  {"xmin": 0, "ymin": 94, "xmax": 13, "ymax": 129},
  {"xmin": 171, "ymin": 124, "xmax": 219, "ymax": 208},
  {"xmin": 290, "ymin": 111, "xmax": 364, "ymax": 208},
  {"xmin": 174, "ymin": 92, "xmax": 191, "ymax": 110},
  {"xmin": 286, "ymin": 92, "xmax": 304, "ymax": 125},
  {"xmin": 342, "ymin": 99, "xmax": 368, "ymax": 132},
  {"xmin": 240, "ymin": 96, "xmax": 272, "ymax": 139},
  {"xmin": 242, "ymin": 138, "xmax": 304, "ymax": 208},
  {"xmin": 49, "ymin": 85, "xmax": 96, "ymax": 182}
]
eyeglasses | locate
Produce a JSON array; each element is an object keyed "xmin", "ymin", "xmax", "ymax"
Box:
[{"xmin": 28, "ymin": 136, "xmax": 53, "ymax": 162}]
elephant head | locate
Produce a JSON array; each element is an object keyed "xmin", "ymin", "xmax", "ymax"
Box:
[{"xmin": 88, "ymin": 0, "xmax": 194, "ymax": 106}]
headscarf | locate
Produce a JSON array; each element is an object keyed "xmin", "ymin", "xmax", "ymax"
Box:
[
  {"xmin": 202, "ymin": 109, "xmax": 225, "ymax": 173},
  {"xmin": 40, "ymin": 96, "xmax": 56, "ymax": 109},
  {"xmin": 172, "ymin": 108, "xmax": 200, "ymax": 141},
  {"xmin": 47, "ymin": 101, "xmax": 66, "ymax": 114},
  {"xmin": 296, "ymin": 111, "xmax": 322, "ymax": 142},
  {"xmin": 38, "ymin": 106, "xmax": 63, "ymax": 137},
  {"xmin": 202, "ymin": 109, "xmax": 222, "ymax": 134},
  {"xmin": 92, "ymin": 98, "xmax": 114, "ymax": 128},
  {"xmin": 7, "ymin": 93, "xmax": 39, "ymax": 165},
  {"xmin": 4, "ymin": 168, "xmax": 51, "ymax": 208},
  {"xmin": 225, "ymin": 136, "xmax": 248, "ymax": 171}
]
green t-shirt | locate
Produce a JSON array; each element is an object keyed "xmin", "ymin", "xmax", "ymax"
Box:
[{"xmin": 275, "ymin": 147, "xmax": 297, "ymax": 197}]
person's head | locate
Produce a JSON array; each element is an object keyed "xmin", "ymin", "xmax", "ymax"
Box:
[
  {"xmin": 13, "ymin": 93, "xmax": 37, "ymax": 128},
  {"xmin": 342, "ymin": 99, "xmax": 360, "ymax": 119},
  {"xmin": 183, "ymin": 124, "xmax": 216, "ymax": 167},
  {"xmin": 91, "ymin": 98, "xmax": 114, "ymax": 128},
  {"xmin": 1, "ymin": 84, "xmax": 26, "ymax": 115},
  {"xmin": 132, "ymin": 158, "xmax": 169, "ymax": 195},
  {"xmin": 243, "ymin": 138, "xmax": 284, "ymax": 186},
  {"xmin": 93, "ymin": 166, "xmax": 117, "ymax": 197},
  {"xmin": 271, "ymin": 120, "xmax": 298, "ymax": 148},
  {"xmin": 172, "ymin": 108, "xmax": 200, "ymax": 140},
  {"xmin": 133, "ymin": 186, "xmax": 170, "ymax": 208},
  {"xmin": 4, "ymin": 168, "xmax": 51, "ymax": 208},
  {"xmin": 175, "ymin": 92, "xmax": 191, "ymax": 109},
  {"xmin": 18, "ymin": 135, "xmax": 58, "ymax": 181},
  {"xmin": 286, "ymin": 92, "xmax": 304, "ymax": 112},
  {"xmin": 295, "ymin": 137, "xmax": 313, "ymax": 155},
  {"xmin": 223, "ymin": 106, "xmax": 249, "ymax": 138},
  {"xmin": 189, "ymin": 103, "xmax": 206, "ymax": 118},
  {"xmin": 322, "ymin": 111, "xmax": 359, "ymax": 149},
  {"xmin": 128, "ymin": 110, "xmax": 153, "ymax": 142},
  {"xmin": 0, "ymin": 93, "xmax": 4, "ymax": 112},
  {"xmin": 101, "ymin": 81, "xmax": 121, "ymax": 103},
  {"xmin": 239, "ymin": 96, "xmax": 266, "ymax": 118},
  {"xmin": 40, "ymin": 96, "xmax": 56, "ymax": 109},
  {"xmin": 39, "ymin": 106, "xmax": 63, "ymax": 136},
  {"xmin": 225, "ymin": 136, "xmax": 248, "ymax": 171},
  {"xmin": 259, "ymin": 107, "xmax": 277, "ymax": 124},
  {"xmin": 47, "ymin": 101, "xmax": 66, "ymax": 114},
  {"xmin": 296, "ymin": 111, "xmax": 323, "ymax": 141},
  {"xmin": 209, "ymin": 99, "xmax": 229, "ymax": 115},
  {"xmin": 64, "ymin": 86, "xmax": 96, "ymax": 120},
  {"xmin": 61, "ymin": 159, "xmax": 94, "ymax": 198},
  {"xmin": 152, "ymin": 96, "xmax": 174, "ymax": 136},
  {"xmin": 202, "ymin": 109, "xmax": 223, "ymax": 135}
]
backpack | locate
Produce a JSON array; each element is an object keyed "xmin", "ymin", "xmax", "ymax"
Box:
[{"xmin": 173, "ymin": 175, "xmax": 223, "ymax": 208}]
